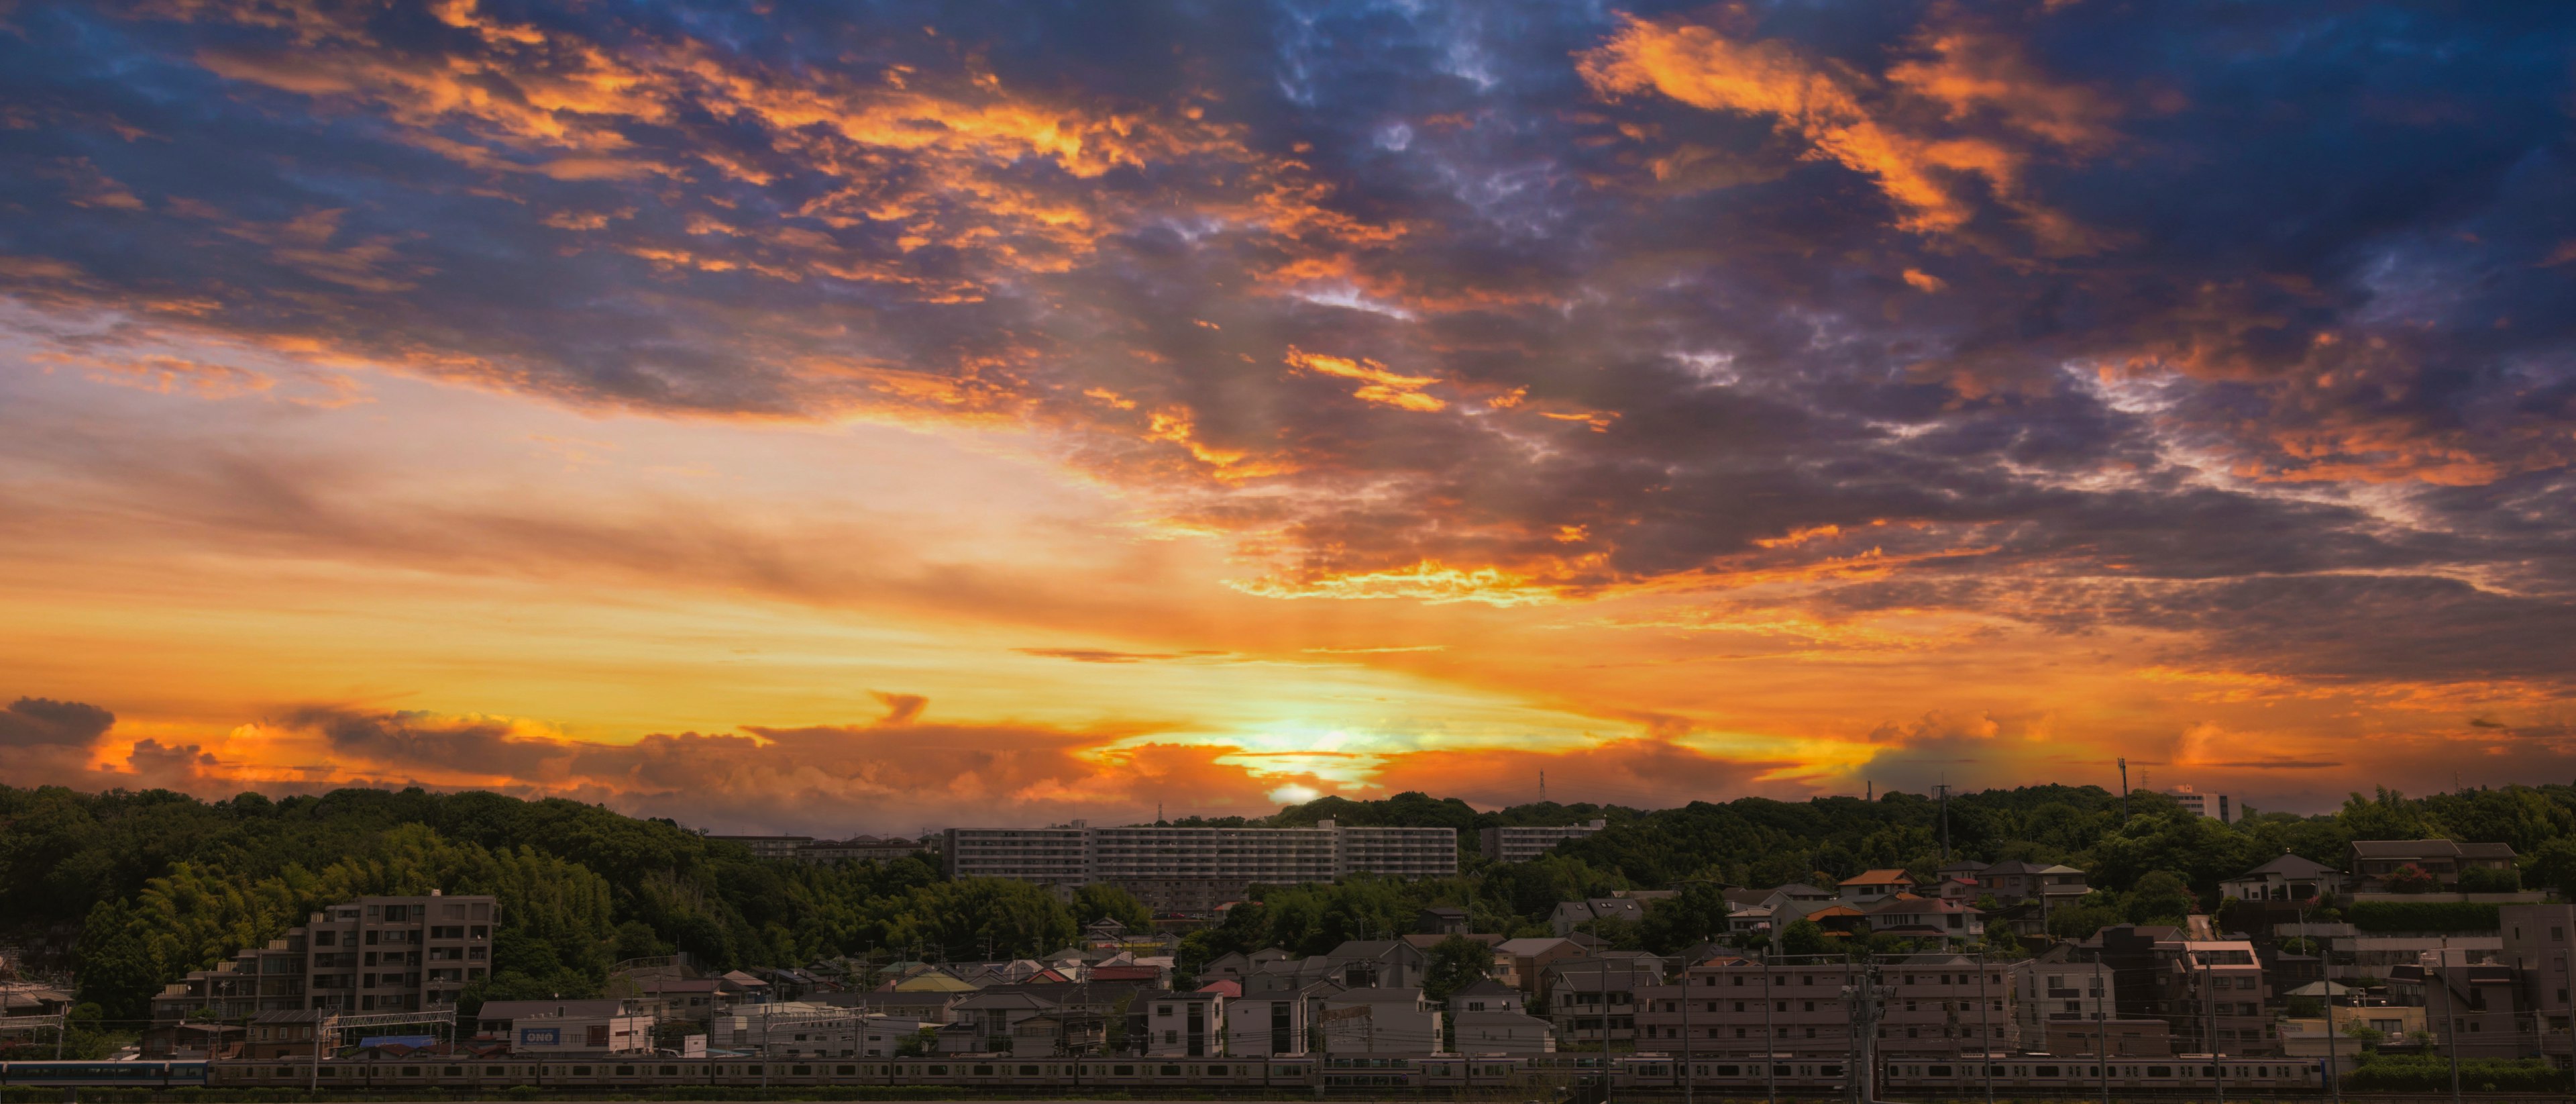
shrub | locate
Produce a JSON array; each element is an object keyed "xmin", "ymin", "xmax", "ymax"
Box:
[
  {"xmin": 2381, "ymin": 864, "xmax": 2440, "ymax": 894},
  {"xmin": 2346, "ymin": 900, "xmax": 2499, "ymax": 933},
  {"xmin": 2455, "ymin": 865, "xmax": 2521, "ymax": 893},
  {"xmin": 2346, "ymin": 1052, "xmax": 2565, "ymax": 1093}
]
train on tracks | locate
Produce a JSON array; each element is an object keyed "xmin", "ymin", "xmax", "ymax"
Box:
[{"xmin": 0, "ymin": 1053, "xmax": 2327, "ymax": 1095}]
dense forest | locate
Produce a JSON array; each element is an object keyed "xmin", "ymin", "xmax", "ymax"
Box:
[{"xmin": 7, "ymin": 780, "xmax": 2575, "ymax": 1025}]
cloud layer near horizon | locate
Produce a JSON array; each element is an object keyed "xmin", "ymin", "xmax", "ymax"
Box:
[{"xmin": 3, "ymin": 0, "xmax": 2573, "ymax": 824}]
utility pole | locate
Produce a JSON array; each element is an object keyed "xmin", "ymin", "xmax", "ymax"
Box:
[
  {"xmin": 1843, "ymin": 956, "xmax": 1887, "ymax": 1104},
  {"xmin": 2118, "ymin": 759, "xmax": 2129, "ymax": 823}
]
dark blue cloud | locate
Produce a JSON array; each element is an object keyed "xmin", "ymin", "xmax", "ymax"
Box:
[{"xmin": 2, "ymin": 0, "xmax": 2573, "ymax": 685}]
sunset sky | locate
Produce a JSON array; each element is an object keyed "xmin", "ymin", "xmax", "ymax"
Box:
[{"xmin": 4, "ymin": 0, "xmax": 2573, "ymax": 834}]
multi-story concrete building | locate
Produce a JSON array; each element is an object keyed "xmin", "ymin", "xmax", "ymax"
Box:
[
  {"xmin": 941, "ymin": 827, "xmax": 1093, "ymax": 887},
  {"xmin": 706, "ymin": 835, "xmax": 814, "ymax": 860},
  {"xmin": 1544, "ymin": 956, "xmax": 1663, "ymax": 1050},
  {"xmin": 150, "ymin": 893, "xmax": 499, "ymax": 1023},
  {"xmin": 2164, "ymin": 787, "xmax": 2233, "ymax": 822},
  {"xmin": 2151, "ymin": 939, "xmax": 2276, "ymax": 1056},
  {"xmin": 1633, "ymin": 955, "xmax": 2014, "ymax": 1059},
  {"xmin": 2500, "ymin": 903, "xmax": 2575, "ymax": 1067},
  {"xmin": 942, "ymin": 820, "xmax": 1458, "ymax": 912},
  {"xmin": 2391, "ymin": 949, "xmax": 2526, "ymax": 1061},
  {"xmin": 2013, "ymin": 954, "xmax": 2114, "ymax": 1047},
  {"xmin": 796, "ymin": 836, "xmax": 932, "ymax": 864},
  {"xmin": 1479, "ymin": 820, "xmax": 1607, "ymax": 862}
]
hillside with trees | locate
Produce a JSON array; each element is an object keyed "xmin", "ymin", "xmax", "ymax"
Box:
[{"xmin": 6, "ymin": 780, "xmax": 2573, "ymax": 1024}]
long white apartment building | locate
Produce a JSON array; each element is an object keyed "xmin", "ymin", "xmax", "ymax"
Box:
[
  {"xmin": 943, "ymin": 819, "xmax": 1457, "ymax": 910},
  {"xmin": 1479, "ymin": 819, "xmax": 1608, "ymax": 862}
]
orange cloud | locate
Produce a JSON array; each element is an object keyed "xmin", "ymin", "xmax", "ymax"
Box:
[
  {"xmin": 1577, "ymin": 13, "xmax": 2118, "ymax": 253},
  {"xmin": 1283, "ymin": 346, "xmax": 1446, "ymax": 412}
]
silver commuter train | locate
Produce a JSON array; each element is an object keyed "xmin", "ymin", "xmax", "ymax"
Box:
[
  {"xmin": 197, "ymin": 1052, "xmax": 2324, "ymax": 1095},
  {"xmin": 0, "ymin": 1061, "xmax": 211, "ymax": 1087}
]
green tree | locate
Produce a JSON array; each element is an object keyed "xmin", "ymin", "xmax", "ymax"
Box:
[
  {"xmin": 2524, "ymin": 838, "xmax": 2576, "ymax": 899},
  {"xmin": 2123, "ymin": 870, "xmax": 2198, "ymax": 924},
  {"xmin": 1779, "ymin": 919, "xmax": 1829, "ymax": 958},
  {"xmin": 1421, "ymin": 936, "xmax": 1493, "ymax": 1003},
  {"xmin": 1073, "ymin": 883, "xmax": 1154, "ymax": 932}
]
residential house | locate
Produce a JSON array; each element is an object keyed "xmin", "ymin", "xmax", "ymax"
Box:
[
  {"xmin": 716, "ymin": 968, "xmax": 775, "ymax": 1005},
  {"xmin": 1401, "ymin": 932, "xmax": 1503, "ymax": 957},
  {"xmin": 1417, "ymin": 907, "xmax": 1470, "ymax": 936},
  {"xmin": 1493, "ymin": 937, "xmax": 1587, "ymax": 998},
  {"xmin": 1838, "ymin": 870, "xmax": 1915, "ymax": 907},
  {"xmin": 1320, "ymin": 940, "xmax": 1429, "ymax": 989},
  {"xmin": 1318, "ymin": 987, "xmax": 1442, "ymax": 1054},
  {"xmin": 2347, "ymin": 840, "xmax": 2518, "ymax": 892},
  {"xmin": 1550, "ymin": 897, "xmax": 1648, "ymax": 938},
  {"xmin": 1143, "ymin": 985, "xmax": 1228, "ymax": 1057},
  {"xmin": 1225, "ymin": 978, "xmax": 1330, "ymax": 1057},
  {"xmin": 243, "ymin": 1010, "xmax": 326, "ymax": 1060},
  {"xmin": 1864, "ymin": 896, "xmax": 1985, "ymax": 940},
  {"xmin": 1980, "ymin": 861, "xmax": 2090, "ymax": 904},
  {"xmin": 943, "ymin": 991, "xmax": 1059, "ymax": 1054},
  {"xmin": 1446, "ymin": 978, "xmax": 1526, "ymax": 1017},
  {"xmin": 1452, "ymin": 1010, "xmax": 1556, "ymax": 1054},
  {"xmin": 2220, "ymin": 852, "xmax": 2345, "ymax": 902},
  {"xmin": 820, "ymin": 987, "xmax": 967, "ymax": 1025},
  {"xmin": 632, "ymin": 975, "xmax": 721, "ymax": 1026}
]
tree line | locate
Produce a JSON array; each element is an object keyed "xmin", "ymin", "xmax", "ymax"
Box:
[{"xmin": 7, "ymin": 779, "xmax": 2574, "ymax": 1025}]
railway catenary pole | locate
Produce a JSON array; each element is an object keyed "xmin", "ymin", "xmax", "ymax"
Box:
[
  {"xmin": 2312, "ymin": 904, "xmax": 2340, "ymax": 1104},
  {"xmin": 2564, "ymin": 949, "xmax": 2575, "ymax": 1099},
  {"xmin": 1976, "ymin": 949, "xmax": 1993, "ymax": 1104},
  {"xmin": 2202, "ymin": 945, "xmax": 2225, "ymax": 1104},
  {"xmin": 2443, "ymin": 960, "xmax": 2461, "ymax": 1104},
  {"xmin": 1760, "ymin": 946, "xmax": 1775, "ymax": 1104},
  {"xmin": 2094, "ymin": 960, "xmax": 2109, "ymax": 1104},
  {"xmin": 1681, "ymin": 956, "xmax": 1695, "ymax": 1104}
]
